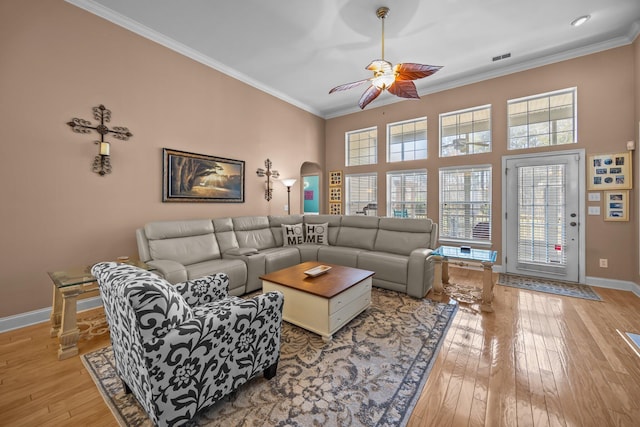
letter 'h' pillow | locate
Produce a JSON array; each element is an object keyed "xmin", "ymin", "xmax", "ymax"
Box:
[
  {"xmin": 305, "ymin": 223, "xmax": 328, "ymax": 245},
  {"xmin": 282, "ymin": 223, "xmax": 304, "ymax": 245}
]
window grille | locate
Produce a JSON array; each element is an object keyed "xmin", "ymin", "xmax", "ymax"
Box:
[
  {"xmin": 387, "ymin": 118, "xmax": 427, "ymax": 162},
  {"xmin": 387, "ymin": 170, "xmax": 427, "ymax": 218},
  {"xmin": 346, "ymin": 127, "xmax": 377, "ymax": 166},
  {"xmin": 345, "ymin": 173, "xmax": 377, "ymax": 215},
  {"xmin": 440, "ymin": 105, "xmax": 491, "ymax": 157},
  {"xmin": 439, "ymin": 166, "xmax": 492, "ymax": 242},
  {"xmin": 508, "ymin": 88, "xmax": 577, "ymax": 149}
]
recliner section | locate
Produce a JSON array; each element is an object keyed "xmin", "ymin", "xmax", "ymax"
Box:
[{"xmin": 136, "ymin": 214, "xmax": 438, "ymax": 298}]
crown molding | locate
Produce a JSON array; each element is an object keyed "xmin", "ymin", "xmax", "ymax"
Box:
[{"xmin": 65, "ymin": 0, "xmax": 324, "ymax": 118}]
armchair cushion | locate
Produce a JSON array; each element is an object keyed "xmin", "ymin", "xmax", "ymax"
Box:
[{"xmin": 174, "ymin": 273, "xmax": 229, "ymax": 306}]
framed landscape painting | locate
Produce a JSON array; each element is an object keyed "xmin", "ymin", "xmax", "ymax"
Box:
[{"xmin": 163, "ymin": 148, "xmax": 245, "ymax": 202}]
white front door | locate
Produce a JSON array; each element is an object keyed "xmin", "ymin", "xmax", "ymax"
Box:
[{"xmin": 503, "ymin": 150, "xmax": 584, "ymax": 282}]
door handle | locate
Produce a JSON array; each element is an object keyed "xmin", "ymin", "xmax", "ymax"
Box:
[{"xmin": 570, "ymin": 221, "xmax": 577, "ymax": 226}]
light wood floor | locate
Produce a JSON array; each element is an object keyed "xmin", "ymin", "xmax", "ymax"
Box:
[{"xmin": 1, "ymin": 268, "xmax": 639, "ymax": 426}]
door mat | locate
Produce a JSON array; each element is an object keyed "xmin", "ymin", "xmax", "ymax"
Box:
[{"xmin": 498, "ymin": 273, "xmax": 602, "ymax": 301}]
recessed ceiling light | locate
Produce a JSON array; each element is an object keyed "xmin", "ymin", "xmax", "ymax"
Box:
[{"xmin": 571, "ymin": 15, "xmax": 591, "ymax": 27}]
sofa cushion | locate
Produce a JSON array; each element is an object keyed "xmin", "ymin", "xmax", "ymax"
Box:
[
  {"xmin": 269, "ymin": 215, "xmax": 304, "ymax": 246},
  {"xmin": 336, "ymin": 216, "xmax": 379, "ymax": 250},
  {"xmin": 212, "ymin": 217, "xmax": 239, "ymax": 253},
  {"xmin": 305, "ymin": 223, "xmax": 328, "ymax": 245},
  {"xmin": 144, "ymin": 219, "xmax": 213, "ymax": 240},
  {"xmin": 148, "ymin": 233, "xmax": 221, "ymax": 265},
  {"xmin": 374, "ymin": 217, "xmax": 435, "ymax": 256},
  {"xmin": 304, "ymin": 215, "xmax": 342, "ymax": 245},
  {"xmin": 282, "ymin": 223, "xmax": 305, "ymax": 245},
  {"xmin": 357, "ymin": 251, "xmax": 408, "ymax": 284},
  {"xmin": 233, "ymin": 216, "xmax": 276, "ymax": 250},
  {"xmin": 261, "ymin": 247, "xmax": 301, "ymax": 272},
  {"xmin": 317, "ymin": 246, "xmax": 362, "ymax": 268}
]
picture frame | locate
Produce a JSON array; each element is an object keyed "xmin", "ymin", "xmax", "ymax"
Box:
[
  {"xmin": 329, "ymin": 170, "xmax": 343, "ymax": 187},
  {"xmin": 588, "ymin": 152, "xmax": 632, "ymax": 190},
  {"xmin": 329, "ymin": 187, "xmax": 342, "ymax": 202},
  {"xmin": 329, "ymin": 202, "xmax": 342, "ymax": 215},
  {"xmin": 604, "ymin": 190, "xmax": 629, "ymax": 221},
  {"xmin": 163, "ymin": 148, "xmax": 245, "ymax": 203}
]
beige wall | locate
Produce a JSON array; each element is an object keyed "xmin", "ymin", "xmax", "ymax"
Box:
[
  {"xmin": 0, "ymin": 1, "xmax": 324, "ymax": 317},
  {"xmin": 326, "ymin": 44, "xmax": 638, "ymax": 282}
]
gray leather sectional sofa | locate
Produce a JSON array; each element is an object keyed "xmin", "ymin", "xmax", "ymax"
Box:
[{"xmin": 136, "ymin": 214, "xmax": 438, "ymax": 298}]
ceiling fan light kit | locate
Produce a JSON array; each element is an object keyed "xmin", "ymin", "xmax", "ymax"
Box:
[{"xmin": 329, "ymin": 6, "xmax": 442, "ymax": 109}]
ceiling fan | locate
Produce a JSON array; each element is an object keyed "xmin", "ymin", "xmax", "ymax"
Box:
[
  {"xmin": 329, "ymin": 6, "xmax": 442, "ymax": 109},
  {"xmin": 442, "ymin": 138, "xmax": 490, "ymax": 152}
]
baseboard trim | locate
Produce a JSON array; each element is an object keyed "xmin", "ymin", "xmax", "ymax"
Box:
[
  {"xmin": 0, "ymin": 296, "xmax": 103, "ymax": 334},
  {"xmin": 586, "ymin": 276, "xmax": 640, "ymax": 297}
]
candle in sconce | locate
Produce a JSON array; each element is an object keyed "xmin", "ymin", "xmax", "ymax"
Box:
[{"xmin": 99, "ymin": 142, "xmax": 110, "ymax": 156}]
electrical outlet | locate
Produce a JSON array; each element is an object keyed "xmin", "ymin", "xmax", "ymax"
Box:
[
  {"xmin": 599, "ymin": 258, "xmax": 608, "ymax": 268},
  {"xmin": 284, "ymin": 204, "xmax": 288, "ymax": 212}
]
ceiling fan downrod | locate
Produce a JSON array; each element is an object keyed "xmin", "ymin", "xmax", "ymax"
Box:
[{"xmin": 376, "ymin": 7, "xmax": 389, "ymax": 61}]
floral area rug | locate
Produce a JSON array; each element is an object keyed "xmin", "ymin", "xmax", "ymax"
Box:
[
  {"xmin": 498, "ymin": 273, "xmax": 602, "ymax": 301},
  {"xmin": 82, "ymin": 288, "xmax": 457, "ymax": 427}
]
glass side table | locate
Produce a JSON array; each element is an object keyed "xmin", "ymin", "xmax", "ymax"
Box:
[
  {"xmin": 430, "ymin": 246, "xmax": 498, "ymax": 312},
  {"xmin": 48, "ymin": 259, "xmax": 152, "ymax": 360}
]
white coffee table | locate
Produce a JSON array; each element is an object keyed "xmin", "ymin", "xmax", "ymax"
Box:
[{"xmin": 260, "ymin": 261, "xmax": 374, "ymax": 342}]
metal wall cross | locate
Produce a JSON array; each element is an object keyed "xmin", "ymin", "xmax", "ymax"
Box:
[{"xmin": 67, "ymin": 104, "xmax": 133, "ymax": 175}]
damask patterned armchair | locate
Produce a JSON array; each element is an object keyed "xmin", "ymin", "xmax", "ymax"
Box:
[{"xmin": 91, "ymin": 262, "xmax": 284, "ymax": 427}]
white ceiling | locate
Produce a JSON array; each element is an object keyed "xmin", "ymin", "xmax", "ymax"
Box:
[{"xmin": 68, "ymin": 0, "xmax": 640, "ymax": 119}]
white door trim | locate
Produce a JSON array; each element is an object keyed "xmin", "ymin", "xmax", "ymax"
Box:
[{"xmin": 501, "ymin": 149, "xmax": 586, "ymax": 283}]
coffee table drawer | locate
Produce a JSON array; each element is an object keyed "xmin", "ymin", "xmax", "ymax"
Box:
[
  {"xmin": 329, "ymin": 288, "xmax": 371, "ymax": 333},
  {"xmin": 329, "ymin": 278, "xmax": 372, "ymax": 314}
]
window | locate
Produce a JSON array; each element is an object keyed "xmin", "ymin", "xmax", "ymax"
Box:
[
  {"xmin": 345, "ymin": 173, "xmax": 377, "ymax": 216},
  {"xmin": 346, "ymin": 127, "xmax": 377, "ymax": 166},
  {"xmin": 387, "ymin": 118, "xmax": 427, "ymax": 162},
  {"xmin": 439, "ymin": 166, "xmax": 492, "ymax": 242},
  {"xmin": 387, "ymin": 170, "xmax": 427, "ymax": 218},
  {"xmin": 508, "ymin": 88, "xmax": 576, "ymax": 149},
  {"xmin": 440, "ymin": 105, "xmax": 491, "ymax": 157}
]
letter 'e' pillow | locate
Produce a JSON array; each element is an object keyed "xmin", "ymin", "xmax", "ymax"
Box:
[
  {"xmin": 282, "ymin": 223, "xmax": 304, "ymax": 245},
  {"xmin": 305, "ymin": 223, "xmax": 328, "ymax": 245}
]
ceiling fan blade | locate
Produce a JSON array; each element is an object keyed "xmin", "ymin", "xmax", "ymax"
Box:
[
  {"xmin": 329, "ymin": 78, "xmax": 371, "ymax": 94},
  {"xmin": 388, "ymin": 79, "xmax": 419, "ymax": 99},
  {"xmin": 394, "ymin": 63, "xmax": 442, "ymax": 81},
  {"xmin": 359, "ymin": 85, "xmax": 382, "ymax": 109}
]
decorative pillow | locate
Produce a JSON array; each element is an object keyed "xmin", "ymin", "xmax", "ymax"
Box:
[
  {"xmin": 305, "ymin": 223, "xmax": 329, "ymax": 245},
  {"xmin": 282, "ymin": 223, "xmax": 304, "ymax": 246}
]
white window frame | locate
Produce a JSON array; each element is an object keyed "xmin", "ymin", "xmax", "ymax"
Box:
[
  {"xmin": 439, "ymin": 165, "xmax": 492, "ymax": 244},
  {"xmin": 439, "ymin": 105, "xmax": 492, "ymax": 157},
  {"xmin": 507, "ymin": 87, "xmax": 577, "ymax": 149},
  {"xmin": 345, "ymin": 126, "xmax": 377, "ymax": 166},
  {"xmin": 386, "ymin": 169, "xmax": 427, "ymax": 218},
  {"xmin": 345, "ymin": 173, "xmax": 377, "ymax": 216},
  {"xmin": 386, "ymin": 117, "xmax": 428, "ymax": 162}
]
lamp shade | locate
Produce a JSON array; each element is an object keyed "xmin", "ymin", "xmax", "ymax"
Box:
[{"xmin": 281, "ymin": 178, "xmax": 297, "ymax": 188}]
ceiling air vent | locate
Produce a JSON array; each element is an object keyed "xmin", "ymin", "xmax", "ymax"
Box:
[{"xmin": 492, "ymin": 53, "xmax": 511, "ymax": 62}]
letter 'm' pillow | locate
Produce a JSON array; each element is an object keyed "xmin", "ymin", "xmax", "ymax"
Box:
[
  {"xmin": 305, "ymin": 223, "xmax": 328, "ymax": 245},
  {"xmin": 282, "ymin": 223, "xmax": 304, "ymax": 245}
]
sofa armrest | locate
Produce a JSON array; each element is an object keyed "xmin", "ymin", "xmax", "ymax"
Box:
[
  {"xmin": 222, "ymin": 251, "xmax": 266, "ymax": 293},
  {"xmin": 406, "ymin": 248, "xmax": 435, "ymax": 298},
  {"xmin": 145, "ymin": 259, "xmax": 188, "ymax": 284},
  {"xmin": 175, "ymin": 273, "xmax": 229, "ymax": 306}
]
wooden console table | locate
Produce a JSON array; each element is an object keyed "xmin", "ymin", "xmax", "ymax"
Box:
[
  {"xmin": 48, "ymin": 259, "xmax": 152, "ymax": 360},
  {"xmin": 430, "ymin": 246, "xmax": 498, "ymax": 312}
]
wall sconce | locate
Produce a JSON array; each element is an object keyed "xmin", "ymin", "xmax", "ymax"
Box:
[
  {"xmin": 67, "ymin": 104, "xmax": 133, "ymax": 176},
  {"xmin": 256, "ymin": 158, "xmax": 279, "ymax": 201},
  {"xmin": 280, "ymin": 178, "xmax": 297, "ymax": 214}
]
